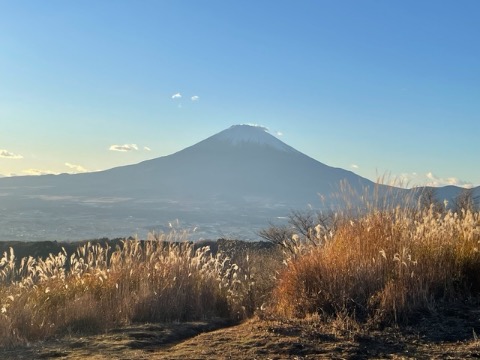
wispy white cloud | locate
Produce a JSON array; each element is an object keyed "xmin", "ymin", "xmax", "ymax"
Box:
[
  {"xmin": 350, "ymin": 164, "xmax": 359, "ymax": 169},
  {"xmin": 65, "ymin": 162, "xmax": 88, "ymax": 173},
  {"xmin": 241, "ymin": 123, "xmax": 269, "ymax": 132},
  {"xmin": 144, "ymin": 146, "xmax": 151, "ymax": 151},
  {"xmin": 171, "ymin": 93, "xmax": 182, "ymax": 99},
  {"xmin": 392, "ymin": 171, "xmax": 475, "ymax": 188},
  {"xmin": 191, "ymin": 95, "xmax": 199, "ymax": 101},
  {"xmin": 0, "ymin": 149, "xmax": 23, "ymax": 159},
  {"xmin": 276, "ymin": 131, "xmax": 283, "ymax": 137},
  {"xmin": 23, "ymin": 169, "xmax": 57, "ymax": 176},
  {"xmin": 426, "ymin": 172, "xmax": 474, "ymax": 188},
  {"xmin": 109, "ymin": 144, "xmax": 138, "ymax": 152}
]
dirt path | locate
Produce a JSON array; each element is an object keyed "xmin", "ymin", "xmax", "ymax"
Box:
[{"xmin": 2, "ymin": 312, "xmax": 480, "ymax": 359}]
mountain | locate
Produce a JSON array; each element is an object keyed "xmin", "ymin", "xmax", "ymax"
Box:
[
  {"xmin": 0, "ymin": 125, "xmax": 477, "ymax": 241},
  {"xmin": 0, "ymin": 125, "xmax": 375, "ymax": 203},
  {"xmin": 109, "ymin": 124, "xmax": 376, "ymax": 203}
]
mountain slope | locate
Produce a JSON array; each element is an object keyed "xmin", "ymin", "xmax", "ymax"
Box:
[
  {"xmin": 121, "ymin": 125, "xmax": 374, "ymax": 203},
  {"xmin": 0, "ymin": 125, "xmax": 375, "ymax": 204},
  {"xmin": 0, "ymin": 124, "xmax": 477, "ymax": 241}
]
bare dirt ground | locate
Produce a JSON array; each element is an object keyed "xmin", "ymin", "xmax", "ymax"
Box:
[{"xmin": 2, "ymin": 305, "xmax": 480, "ymax": 360}]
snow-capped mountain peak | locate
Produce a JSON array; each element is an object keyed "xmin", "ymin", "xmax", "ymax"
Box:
[{"xmin": 212, "ymin": 124, "xmax": 294, "ymax": 152}]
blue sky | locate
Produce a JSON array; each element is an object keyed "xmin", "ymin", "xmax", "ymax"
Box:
[{"xmin": 0, "ymin": 1, "xmax": 479, "ymax": 187}]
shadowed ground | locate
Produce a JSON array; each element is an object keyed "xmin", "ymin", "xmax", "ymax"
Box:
[{"xmin": 2, "ymin": 306, "xmax": 480, "ymax": 359}]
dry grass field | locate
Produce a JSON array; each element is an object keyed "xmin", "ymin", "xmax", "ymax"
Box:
[{"xmin": 1, "ymin": 191, "xmax": 480, "ymax": 359}]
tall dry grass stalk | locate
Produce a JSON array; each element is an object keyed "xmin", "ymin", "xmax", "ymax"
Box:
[
  {"xmin": 0, "ymin": 232, "xmax": 259, "ymax": 347},
  {"xmin": 273, "ymin": 189, "xmax": 480, "ymax": 325}
]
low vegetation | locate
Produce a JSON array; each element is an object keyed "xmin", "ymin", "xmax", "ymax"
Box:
[
  {"xmin": 272, "ymin": 205, "xmax": 480, "ymax": 324},
  {"xmin": 1, "ymin": 187, "xmax": 479, "ymax": 350},
  {"xmin": 0, "ymin": 233, "xmax": 279, "ymax": 347},
  {"xmin": 264, "ymin": 187, "xmax": 480, "ymax": 327}
]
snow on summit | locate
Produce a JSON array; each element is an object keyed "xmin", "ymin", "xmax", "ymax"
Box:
[{"xmin": 214, "ymin": 125, "xmax": 295, "ymax": 152}]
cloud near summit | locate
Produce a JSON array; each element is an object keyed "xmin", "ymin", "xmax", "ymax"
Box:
[{"xmin": 241, "ymin": 123, "xmax": 269, "ymax": 132}]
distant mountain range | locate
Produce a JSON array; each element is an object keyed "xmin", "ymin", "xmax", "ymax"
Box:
[{"xmin": 0, "ymin": 125, "xmax": 478, "ymax": 242}]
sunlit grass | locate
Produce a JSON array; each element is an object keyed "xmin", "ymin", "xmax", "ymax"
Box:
[
  {"xmin": 1, "ymin": 184, "xmax": 478, "ymax": 347},
  {"xmin": 271, "ymin": 190, "xmax": 480, "ymax": 325},
  {"xmin": 0, "ymin": 232, "xmax": 275, "ymax": 347}
]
